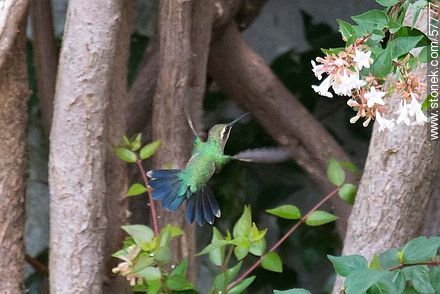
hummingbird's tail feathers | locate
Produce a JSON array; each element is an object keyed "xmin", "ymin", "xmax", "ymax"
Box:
[
  {"xmin": 185, "ymin": 187, "xmax": 221, "ymax": 226},
  {"xmin": 147, "ymin": 169, "xmax": 188, "ymax": 211}
]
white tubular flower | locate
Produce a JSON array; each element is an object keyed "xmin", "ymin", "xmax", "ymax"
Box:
[
  {"xmin": 408, "ymin": 94, "xmax": 427, "ymax": 125},
  {"xmin": 350, "ymin": 114, "xmax": 361, "ymax": 124},
  {"xmin": 333, "ymin": 71, "xmax": 366, "ymax": 96},
  {"xmin": 396, "ymin": 101, "xmax": 411, "ymax": 126},
  {"xmin": 363, "ymin": 117, "xmax": 372, "ymax": 127},
  {"xmin": 353, "ymin": 49, "xmax": 372, "ymax": 70},
  {"xmin": 311, "ymin": 60, "xmax": 326, "ymax": 80},
  {"xmin": 312, "ymin": 75, "xmax": 333, "ymax": 98},
  {"xmin": 365, "ymin": 86, "xmax": 386, "ymax": 108},
  {"xmin": 375, "ymin": 111, "xmax": 394, "ymax": 131}
]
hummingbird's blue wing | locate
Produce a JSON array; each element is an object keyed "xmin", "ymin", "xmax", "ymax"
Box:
[{"xmin": 147, "ymin": 169, "xmax": 188, "ymax": 211}]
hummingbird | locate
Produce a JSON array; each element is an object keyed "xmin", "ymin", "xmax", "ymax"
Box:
[{"xmin": 147, "ymin": 113, "xmax": 249, "ymax": 226}]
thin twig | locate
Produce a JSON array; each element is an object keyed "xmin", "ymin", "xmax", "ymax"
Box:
[
  {"xmin": 221, "ymin": 245, "xmax": 235, "ymax": 272},
  {"xmin": 25, "ymin": 254, "xmax": 49, "ymax": 276},
  {"xmin": 227, "ymin": 187, "xmax": 340, "ymax": 290},
  {"xmin": 388, "ymin": 260, "xmax": 440, "ymax": 271},
  {"xmin": 135, "ymin": 158, "xmax": 160, "ymax": 236}
]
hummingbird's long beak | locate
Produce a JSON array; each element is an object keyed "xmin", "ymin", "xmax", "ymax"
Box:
[{"xmin": 228, "ymin": 112, "xmax": 249, "ymax": 126}]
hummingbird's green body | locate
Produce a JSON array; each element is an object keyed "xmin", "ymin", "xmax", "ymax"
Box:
[{"xmin": 147, "ymin": 117, "xmax": 246, "ymax": 226}]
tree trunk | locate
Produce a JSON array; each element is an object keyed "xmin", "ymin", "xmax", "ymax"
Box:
[
  {"xmin": 49, "ymin": 1, "xmax": 129, "ymax": 292},
  {"xmin": 333, "ymin": 67, "xmax": 440, "ymax": 292},
  {"xmin": 103, "ymin": 2, "xmax": 133, "ymax": 293},
  {"xmin": 0, "ymin": 11, "xmax": 29, "ymax": 294},
  {"xmin": 151, "ymin": 0, "xmax": 196, "ymax": 281},
  {"xmin": 30, "ymin": 0, "xmax": 57, "ymax": 135}
]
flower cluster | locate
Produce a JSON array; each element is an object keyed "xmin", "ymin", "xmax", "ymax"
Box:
[
  {"xmin": 311, "ymin": 39, "xmax": 427, "ymax": 132},
  {"xmin": 112, "ymin": 245, "xmax": 144, "ymax": 286}
]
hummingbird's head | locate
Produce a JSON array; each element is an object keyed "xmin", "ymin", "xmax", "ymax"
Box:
[{"xmin": 208, "ymin": 113, "xmax": 249, "ymax": 148}]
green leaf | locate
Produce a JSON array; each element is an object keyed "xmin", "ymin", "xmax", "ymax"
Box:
[
  {"xmin": 115, "ymin": 147, "xmax": 137, "ymax": 163},
  {"xmin": 121, "ymin": 225, "xmax": 154, "ymax": 247},
  {"xmin": 262, "ymin": 252, "xmax": 283, "ymax": 273},
  {"xmin": 132, "ymin": 255, "xmax": 155, "ymax": 273},
  {"xmin": 171, "ymin": 257, "xmax": 188, "ymax": 277},
  {"xmin": 368, "ymin": 279, "xmax": 398, "ymax": 294},
  {"xmin": 339, "ymin": 161, "xmax": 360, "ymax": 174},
  {"xmin": 233, "ymin": 205, "xmax": 252, "ymax": 238},
  {"xmin": 370, "ymin": 254, "xmax": 382, "ymax": 270},
  {"xmin": 392, "ymin": 272, "xmax": 405, "ymax": 294},
  {"xmin": 344, "ymin": 269, "xmax": 391, "ymax": 294},
  {"xmin": 227, "ymin": 276, "xmax": 255, "ymax": 294},
  {"xmin": 379, "ymin": 248, "xmax": 401, "ymax": 269},
  {"xmin": 126, "ymin": 183, "xmax": 147, "ymax": 197},
  {"xmin": 327, "ymin": 159, "xmax": 345, "ymax": 186},
  {"xmin": 351, "ymin": 10, "xmax": 389, "ymax": 31},
  {"xmin": 327, "ymin": 255, "xmax": 368, "ymax": 277},
  {"xmin": 209, "ymin": 227, "xmax": 225, "ymax": 266},
  {"xmin": 250, "ymin": 238, "xmax": 266, "ymax": 256},
  {"xmin": 165, "ymin": 275, "xmax": 194, "ymax": 291},
  {"xmin": 197, "ymin": 240, "xmax": 234, "ymax": 256},
  {"xmin": 430, "ymin": 267, "xmax": 440, "ymax": 292},
  {"xmin": 234, "ymin": 237, "xmax": 250, "ymax": 260},
  {"xmin": 157, "ymin": 224, "xmax": 183, "ymax": 247},
  {"xmin": 390, "ymin": 36, "xmax": 424, "ymax": 59},
  {"xmin": 306, "ymin": 211, "xmax": 338, "ymax": 226},
  {"xmin": 338, "ymin": 184, "xmax": 357, "ymax": 205},
  {"xmin": 146, "ymin": 280, "xmax": 161, "ymax": 294},
  {"xmin": 337, "ymin": 19, "xmax": 356, "ymax": 44},
  {"xmin": 388, "ymin": 20, "xmax": 401, "ymax": 33},
  {"xmin": 402, "ymin": 236, "xmax": 440, "ymax": 263},
  {"xmin": 136, "ymin": 266, "xmax": 161, "ymax": 281},
  {"xmin": 130, "ymin": 133, "xmax": 142, "ymax": 151},
  {"xmin": 213, "ymin": 262, "xmax": 242, "ymax": 291},
  {"xmin": 371, "ymin": 46, "xmax": 393, "ymax": 78},
  {"xmin": 375, "ymin": 0, "xmax": 398, "ymax": 6},
  {"xmin": 153, "ymin": 246, "xmax": 171, "ymax": 262},
  {"xmin": 402, "ymin": 266, "xmax": 436, "ymax": 294},
  {"xmin": 273, "ymin": 289, "xmax": 311, "ymax": 294},
  {"xmin": 266, "ymin": 205, "xmax": 301, "ymax": 220},
  {"xmin": 140, "ymin": 140, "xmax": 161, "ymax": 160}
]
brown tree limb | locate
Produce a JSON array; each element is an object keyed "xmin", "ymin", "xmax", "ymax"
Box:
[
  {"xmin": 30, "ymin": 0, "xmax": 57, "ymax": 134},
  {"xmin": 0, "ymin": 0, "xmax": 29, "ymax": 70},
  {"xmin": 0, "ymin": 13, "xmax": 29, "ymax": 294},
  {"xmin": 208, "ymin": 23, "xmax": 354, "ymax": 236},
  {"xmin": 102, "ymin": 2, "xmax": 133, "ymax": 293},
  {"xmin": 151, "ymin": 0, "xmax": 195, "ymax": 280},
  {"xmin": 49, "ymin": 1, "xmax": 130, "ymax": 292}
]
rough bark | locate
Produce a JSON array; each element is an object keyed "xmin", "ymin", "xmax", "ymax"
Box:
[
  {"xmin": 0, "ymin": 15, "xmax": 29, "ymax": 294},
  {"xmin": 0, "ymin": 0, "xmax": 29, "ymax": 69},
  {"xmin": 151, "ymin": 0, "xmax": 196, "ymax": 281},
  {"xmin": 208, "ymin": 23, "xmax": 354, "ymax": 235},
  {"xmin": 30, "ymin": 0, "xmax": 57, "ymax": 134},
  {"xmin": 49, "ymin": 1, "xmax": 128, "ymax": 292},
  {"xmin": 103, "ymin": 2, "xmax": 133, "ymax": 293},
  {"xmin": 333, "ymin": 76, "xmax": 440, "ymax": 292},
  {"xmin": 423, "ymin": 182, "xmax": 440, "ymax": 236}
]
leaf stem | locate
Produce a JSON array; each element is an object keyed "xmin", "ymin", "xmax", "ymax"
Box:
[
  {"xmin": 388, "ymin": 260, "xmax": 440, "ymax": 271},
  {"xmin": 136, "ymin": 158, "xmax": 160, "ymax": 236},
  {"xmin": 221, "ymin": 245, "xmax": 235, "ymax": 272},
  {"xmin": 226, "ymin": 187, "xmax": 340, "ymax": 290}
]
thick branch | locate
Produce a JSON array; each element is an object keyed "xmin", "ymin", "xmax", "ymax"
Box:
[
  {"xmin": 0, "ymin": 15, "xmax": 29, "ymax": 294},
  {"xmin": 151, "ymin": 0, "xmax": 195, "ymax": 280},
  {"xmin": 0, "ymin": 0, "xmax": 29, "ymax": 69},
  {"xmin": 49, "ymin": 1, "xmax": 129, "ymax": 292},
  {"xmin": 30, "ymin": 0, "xmax": 57, "ymax": 134},
  {"xmin": 208, "ymin": 23, "xmax": 353, "ymax": 235}
]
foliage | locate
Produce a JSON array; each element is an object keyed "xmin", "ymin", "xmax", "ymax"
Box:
[
  {"xmin": 328, "ymin": 236, "xmax": 440, "ymax": 293},
  {"xmin": 311, "ymin": 0, "xmax": 432, "ymax": 131}
]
